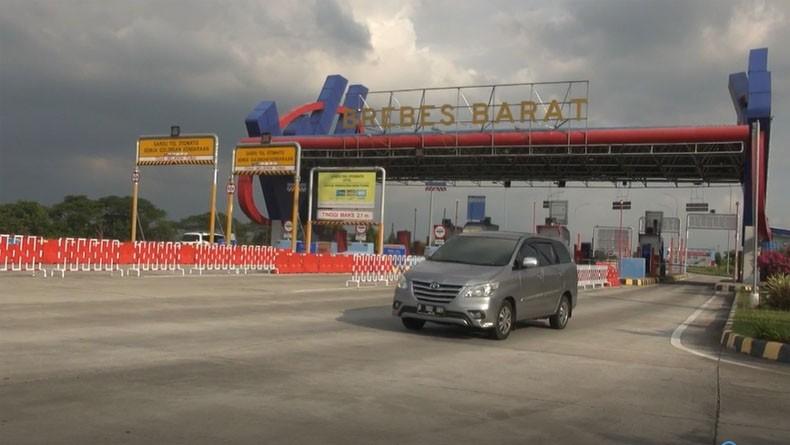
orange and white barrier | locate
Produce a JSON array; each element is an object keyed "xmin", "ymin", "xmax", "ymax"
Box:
[
  {"xmin": 129, "ymin": 241, "xmax": 184, "ymax": 276},
  {"xmin": 0, "ymin": 234, "xmax": 46, "ymax": 276},
  {"xmin": 577, "ymin": 264, "xmax": 610, "ymax": 289},
  {"xmin": 190, "ymin": 244, "xmax": 280, "ymax": 275},
  {"xmin": 345, "ymin": 254, "xmax": 425, "ymax": 287},
  {"xmin": 51, "ymin": 238, "xmax": 123, "ymax": 278}
]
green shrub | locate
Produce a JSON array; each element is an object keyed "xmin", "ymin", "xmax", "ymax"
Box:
[
  {"xmin": 749, "ymin": 316, "xmax": 790, "ymax": 343},
  {"xmin": 764, "ymin": 273, "xmax": 790, "ymax": 311}
]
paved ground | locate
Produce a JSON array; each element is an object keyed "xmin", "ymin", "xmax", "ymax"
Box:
[{"xmin": 0, "ymin": 272, "xmax": 788, "ymax": 444}]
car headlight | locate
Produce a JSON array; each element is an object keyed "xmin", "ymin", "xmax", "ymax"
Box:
[
  {"xmin": 461, "ymin": 282, "xmax": 499, "ymax": 298},
  {"xmin": 397, "ymin": 276, "xmax": 409, "ymax": 289}
]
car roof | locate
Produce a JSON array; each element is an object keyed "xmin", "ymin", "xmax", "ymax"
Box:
[{"xmin": 458, "ymin": 231, "xmax": 564, "ymax": 243}]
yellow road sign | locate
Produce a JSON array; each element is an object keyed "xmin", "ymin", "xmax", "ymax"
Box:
[
  {"xmin": 137, "ymin": 135, "xmax": 216, "ymax": 166},
  {"xmin": 233, "ymin": 144, "xmax": 297, "ymax": 175}
]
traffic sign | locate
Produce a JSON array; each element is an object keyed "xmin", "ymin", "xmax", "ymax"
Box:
[
  {"xmin": 433, "ymin": 225, "xmax": 447, "ymax": 239},
  {"xmin": 612, "ymin": 200, "xmax": 632, "ymax": 210},
  {"xmin": 226, "ymin": 182, "xmax": 235, "ymax": 194},
  {"xmin": 131, "ymin": 170, "xmax": 140, "ymax": 183},
  {"xmin": 284, "ymin": 220, "xmax": 293, "ymax": 233},
  {"xmin": 355, "ymin": 225, "xmax": 367, "ymax": 235},
  {"xmin": 686, "ymin": 202, "xmax": 709, "ymax": 212}
]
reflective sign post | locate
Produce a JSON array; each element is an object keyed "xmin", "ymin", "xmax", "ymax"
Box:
[
  {"xmin": 132, "ymin": 133, "xmax": 218, "ymax": 242},
  {"xmin": 231, "ymin": 142, "xmax": 301, "ymax": 252},
  {"xmin": 225, "ymin": 178, "xmax": 235, "ymax": 243},
  {"xmin": 306, "ymin": 167, "xmax": 386, "ymax": 255},
  {"xmin": 130, "ymin": 167, "xmax": 140, "ymax": 242}
]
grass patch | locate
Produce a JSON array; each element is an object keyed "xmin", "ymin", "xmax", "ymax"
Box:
[
  {"xmin": 687, "ymin": 265, "xmax": 731, "ymax": 277},
  {"xmin": 732, "ymin": 290, "xmax": 790, "ymax": 343}
]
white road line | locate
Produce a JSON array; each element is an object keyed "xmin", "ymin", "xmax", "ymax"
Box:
[{"xmin": 670, "ymin": 294, "xmax": 774, "ymax": 371}]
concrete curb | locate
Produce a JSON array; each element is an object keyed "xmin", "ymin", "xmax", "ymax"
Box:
[
  {"xmin": 620, "ymin": 277, "xmax": 658, "ymax": 286},
  {"xmin": 720, "ymin": 299, "xmax": 790, "ymax": 364}
]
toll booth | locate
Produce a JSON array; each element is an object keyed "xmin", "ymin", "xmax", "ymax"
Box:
[{"xmin": 638, "ymin": 211, "xmax": 665, "ymax": 277}]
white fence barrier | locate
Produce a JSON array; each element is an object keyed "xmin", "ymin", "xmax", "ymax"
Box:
[
  {"xmin": 346, "ymin": 254, "xmax": 425, "ymax": 287},
  {"xmin": 577, "ymin": 264, "xmax": 609, "ymax": 289}
]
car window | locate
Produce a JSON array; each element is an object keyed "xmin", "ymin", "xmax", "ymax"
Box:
[
  {"xmin": 554, "ymin": 241, "xmax": 572, "ymax": 263},
  {"xmin": 181, "ymin": 234, "xmax": 200, "ymax": 242},
  {"xmin": 519, "ymin": 242, "xmax": 539, "ymax": 260},
  {"xmin": 530, "ymin": 242, "xmax": 558, "ymax": 265}
]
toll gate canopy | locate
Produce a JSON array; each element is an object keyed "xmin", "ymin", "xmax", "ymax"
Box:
[{"xmin": 237, "ymin": 49, "xmax": 772, "ymax": 239}]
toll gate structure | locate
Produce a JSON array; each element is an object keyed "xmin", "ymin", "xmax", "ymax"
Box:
[{"xmin": 236, "ymin": 48, "xmax": 772, "ymax": 241}]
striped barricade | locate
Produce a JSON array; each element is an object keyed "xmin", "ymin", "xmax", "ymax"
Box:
[
  {"xmin": 577, "ymin": 264, "xmax": 609, "ymax": 289},
  {"xmin": 346, "ymin": 254, "xmax": 425, "ymax": 287},
  {"xmin": 1, "ymin": 235, "xmax": 46, "ymax": 276},
  {"xmin": 130, "ymin": 241, "xmax": 185, "ymax": 276}
]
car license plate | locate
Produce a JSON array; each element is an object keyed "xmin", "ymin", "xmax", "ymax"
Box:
[{"xmin": 418, "ymin": 304, "xmax": 437, "ymax": 314}]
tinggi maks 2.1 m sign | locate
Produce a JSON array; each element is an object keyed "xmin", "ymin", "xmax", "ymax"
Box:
[{"xmin": 316, "ymin": 171, "xmax": 376, "ymax": 222}]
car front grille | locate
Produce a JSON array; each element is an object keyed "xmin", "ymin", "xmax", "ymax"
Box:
[{"xmin": 412, "ymin": 280, "xmax": 463, "ymax": 303}]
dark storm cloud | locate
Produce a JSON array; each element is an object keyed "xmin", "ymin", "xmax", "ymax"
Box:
[{"xmin": 0, "ymin": 0, "xmax": 371, "ymax": 216}]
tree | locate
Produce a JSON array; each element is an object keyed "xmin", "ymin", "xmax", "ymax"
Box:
[
  {"xmin": 0, "ymin": 201, "xmax": 55, "ymax": 236},
  {"xmin": 49, "ymin": 195, "xmax": 103, "ymax": 238}
]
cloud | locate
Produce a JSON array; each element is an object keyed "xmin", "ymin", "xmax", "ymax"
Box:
[{"xmin": 1, "ymin": 0, "xmax": 788, "ymax": 247}]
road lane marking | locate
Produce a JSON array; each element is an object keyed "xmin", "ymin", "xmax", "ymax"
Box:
[{"xmin": 670, "ymin": 294, "xmax": 782, "ymax": 372}]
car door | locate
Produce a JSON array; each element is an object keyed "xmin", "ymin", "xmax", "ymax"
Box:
[
  {"xmin": 515, "ymin": 242, "xmax": 544, "ymax": 320},
  {"xmin": 529, "ymin": 241, "xmax": 563, "ymax": 316}
]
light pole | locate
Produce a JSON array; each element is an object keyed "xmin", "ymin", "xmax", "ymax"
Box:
[{"xmin": 413, "ymin": 208, "xmax": 417, "ymax": 243}]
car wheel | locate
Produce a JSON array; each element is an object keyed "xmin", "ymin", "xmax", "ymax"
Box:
[
  {"xmin": 491, "ymin": 300, "xmax": 514, "ymax": 340},
  {"xmin": 402, "ymin": 317, "xmax": 426, "ymax": 331},
  {"xmin": 549, "ymin": 295, "xmax": 570, "ymax": 330}
]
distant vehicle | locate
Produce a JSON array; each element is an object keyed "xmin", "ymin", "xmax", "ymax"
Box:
[
  {"xmin": 393, "ymin": 232, "xmax": 577, "ymax": 340},
  {"xmin": 180, "ymin": 232, "xmax": 226, "ymax": 245}
]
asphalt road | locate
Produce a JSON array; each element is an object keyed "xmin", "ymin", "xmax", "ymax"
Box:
[{"xmin": 1, "ymin": 273, "xmax": 788, "ymax": 444}]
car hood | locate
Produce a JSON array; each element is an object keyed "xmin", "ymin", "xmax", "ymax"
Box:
[{"xmin": 406, "ymin": 260, "xmax": 503, "ymax": 285}]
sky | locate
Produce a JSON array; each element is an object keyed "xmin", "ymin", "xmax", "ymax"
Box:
[{"xmin": 1, "ymin": 0, "xmax": 789, "ymax": 250}]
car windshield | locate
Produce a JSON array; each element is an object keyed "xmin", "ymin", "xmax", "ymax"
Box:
[
  {"xmin": 429, "ymin": 236, "xmax": 518, "ymax": 266},
  {"xmin": 181, "ymin": 234, "xmax": 200, "ymax": 242}
]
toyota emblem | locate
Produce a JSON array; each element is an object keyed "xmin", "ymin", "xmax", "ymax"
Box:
[{"xmin": 429, "ymin": 282, "xmax": 440, "ymax": 290}]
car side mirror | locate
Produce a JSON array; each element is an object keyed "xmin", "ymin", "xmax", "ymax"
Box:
[{"xmin": 522, "ymin": 257, "xmax": 539, "ymax": 268}]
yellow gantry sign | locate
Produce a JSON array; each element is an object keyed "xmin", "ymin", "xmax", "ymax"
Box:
[
  {"xmin": 131, "ymin": 133, "xmax": 219, "ymax": 243},
  {"xmin": 137, "ymin": 135, "xmax": 217, "ymax": 166},
  {"xmin": 232, "ymin": 144, "xmax": 297, "ymax": 174}
]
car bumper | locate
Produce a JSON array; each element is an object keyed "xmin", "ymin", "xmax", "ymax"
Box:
[{"xmin": 392, "ymin": 286, "xmax": 495, "ymax": 329}]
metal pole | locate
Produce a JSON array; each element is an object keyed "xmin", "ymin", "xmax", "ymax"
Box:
[
  {"xmin": 225, "ymin": 176, "xmax": 235, "ymax": 244},
  {"xmin": 618, "ymin": 201, "xmax": 624, "ymax": 259},
  {"xmin": 428, "ymin": 189, "xmax": 434, "ymax": 245},
  {"xmin": 290, "ymin": 145, "xmax": 302, "ymax": 253},
  {"xmin": 726, "ymin": 187, "xmax": 732, "ymax": 277},
  {"xmin": 207, "ymin": 137, "xmax": 219, "ymax": 243},
  {"xmin": 683, "ymin": 214, "xmax": 690, "ymax": 274},
  {"xmin": 413, "ymin": 208, "xmax": 417, "ymax": 241},
  {"xmin": 503, "ymin": 187, "xmax": 507, "ymax": 231},
  {"xmin": 130, "ymin": 167, "xmax": 140, "ymax": 242},
  {"xmin": 734, "ymin": 200, "xmax": 740, "ymax": 282},
  {"xmin": 454, "ymin": 199, "xmax": 459, "ymax": 229},
  {"xmin": 306, "ymin": 167, "xmax": 315, "ymax": 253},
  {"xmin": 751, "ymin": 121, "xmax": 760, "ymax": 305},
  {"xmin": 377, "ymin": 168, "xmax": 386, "ymax": 255},
  {"xmin": 532, "ymin": 201, "xmax": 536, "ymax": 233}
]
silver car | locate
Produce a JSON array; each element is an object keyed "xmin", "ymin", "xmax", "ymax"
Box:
[{"xmin": 392, "ymin": 232, "xmax": 577, "ymax": 340}]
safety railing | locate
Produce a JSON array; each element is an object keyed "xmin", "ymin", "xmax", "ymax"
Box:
[
  {"xmin": 345, "ymin": 254, "xmax": 425, "ymax": 287},
  {"xmin": 577, "ymin": 264, "xmax": 610, "ymax": 289}
]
